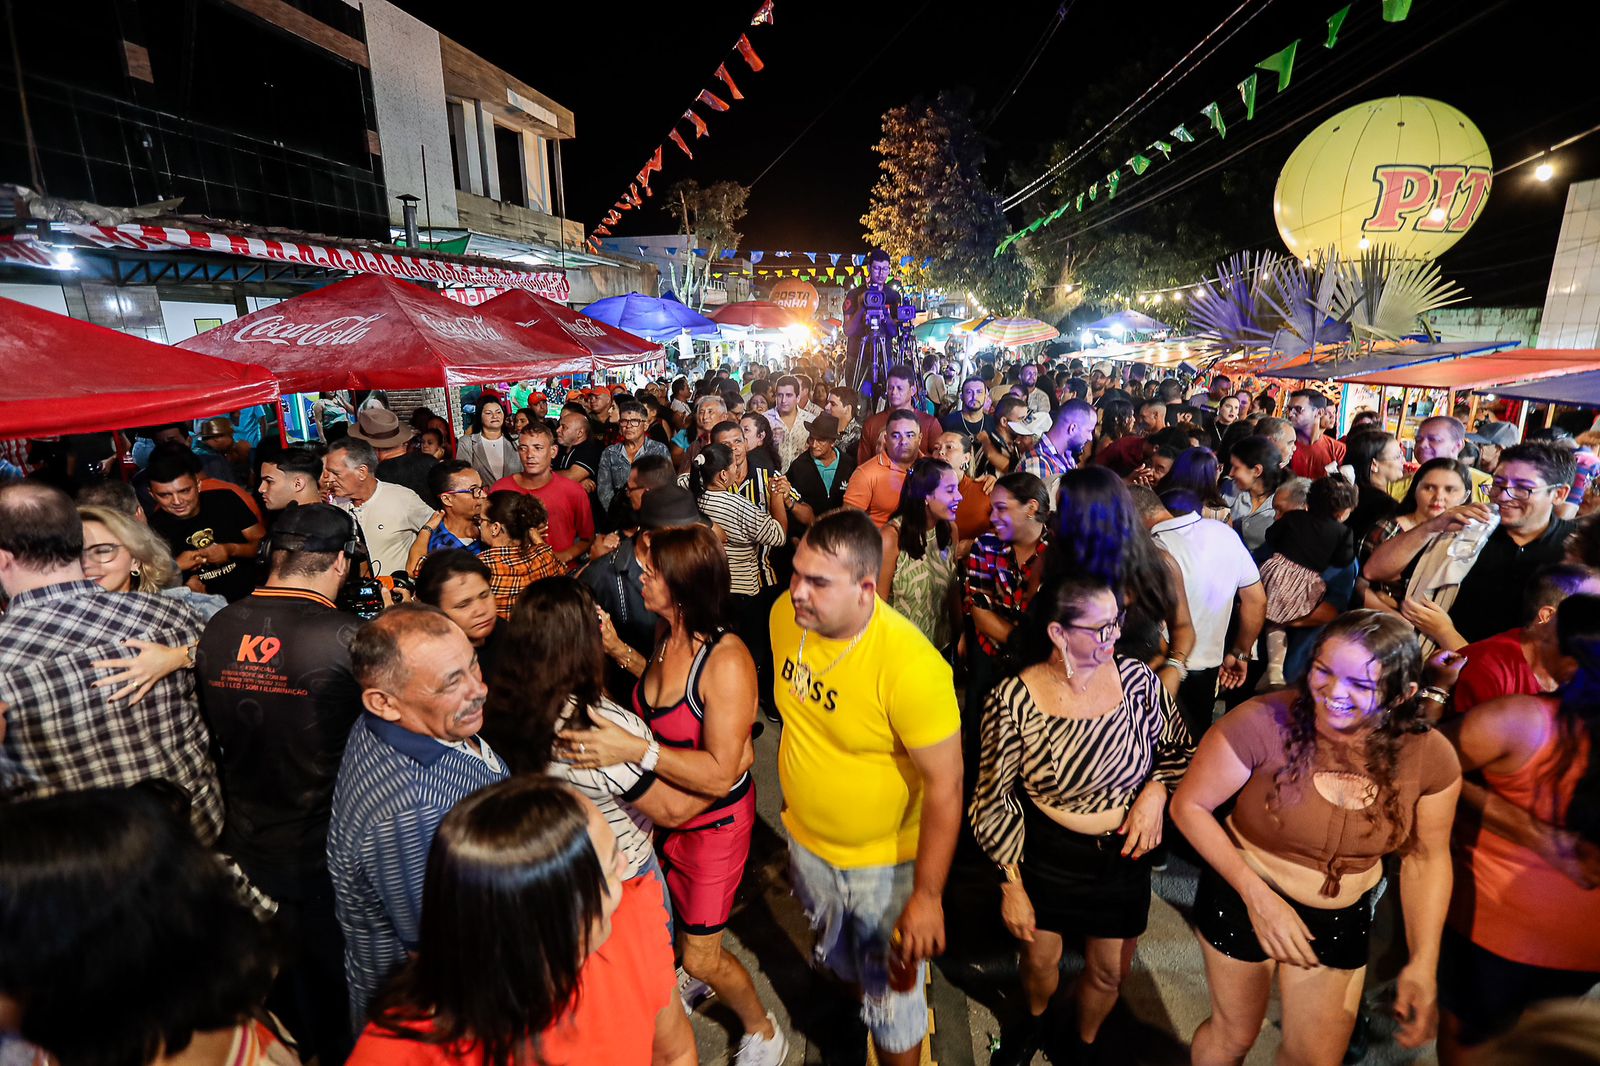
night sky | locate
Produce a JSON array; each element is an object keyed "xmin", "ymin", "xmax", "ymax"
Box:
[{"xmin": 393, "ymin": 0, "xmax": 1600, "ymax": 305}]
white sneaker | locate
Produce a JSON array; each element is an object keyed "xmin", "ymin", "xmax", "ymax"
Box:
[
  {"xmin": 676, "ymin": 965, "xmax": 713, "ymax": 1015},
  {"xmin": 734, "ymin": 1013, "xmax": 788, "ymax": 1066}
]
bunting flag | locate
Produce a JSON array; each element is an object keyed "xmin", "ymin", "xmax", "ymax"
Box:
[
  {"xmin": 684, "ymin": 109, "xmax": 709, "ymax": 138},
  {"xmin": 1256, "ymin": 39, "xmax": 1299, "ymax": 92},
  {"xmin": 697, "ymin": 89, "xmax": 731, "ymax": 112},
  {"xmin": 637, "ymin": 245, "xmax": 649, "ymax": 255},
  {"xmin": 716, "ymin": 63, "xmax": 745, "ymax": 100},
  {"xmin": 922, "ymin": 257, "xmax": 934, "ymax": 268},
  {"xmin": 1075, "ymin": 192, "xmax": 1085, "ymax": 212},
  {"xmin": 720, "ymin": 249, "xmax": 737, "ymax": 259},
  {"xmin": 751, "ymin": 0, "xmax": 774, "ymax": 25},
  {"xmin": 1202, "ymin": 101, "xmax": 1226, "ymax": 138},
  {"xmin": 750, "ymin": 251, "xmax": 764, "ymax": 264},
  {"xmin": 829, "ymin": 253, "xmax": 841, "ymax": 265},
  {"xmin": 1171, "ymin": 123, "xmax": 1196, "ymax": 144},
  {"xmin": 852, "ymin": 254, "xmax": 865, "ymax": 266},
  {"xmin": 1128, "ymin": 153, "xmax": 1153, "ymax": 175},
  {"xmin": 669, "ymin": 129, "xmax": 693, "ymax": 159},
  {"xmin": 826, "ymin": 267, "xmax": 835, "ymax": 276},
  {"xmin": 628, "ymin": 183, "xmax": 639, "ymax": 203},
  {"xmin": 804, "ymin": 251, "xmax": 816, "ymax": 262},
  {"xmin": 1382, "ymin": 0, "xmax": 1411, "ymax": 21},
  {"xmin": 1088, "ymin": 182, "xmax": 1099, "ymax": 202},
  {"xmin": 605, "ymin": 211, "xmax": 621, "ymax": 225},
  {"xmin": 645, "ymin": 146, "xmax": 663, "ymax": 174},
  {"xmin": 1325, "ymin": 4, "xmax": 1350, "ymax": 47},
  {"xmin": 1238, "ymin": 73, "xmax": 1258, "ymax": 121},
  {"xmin": 618, "ymin": 199, "xmax": 633, "ymax": 211},
  {"xmin": 594, "ymin": 225, "xmax": 611, "ymax": 236},
  {"xmin": 736, "ymin": 34, "xmax": 765, "ymax": 71},
  {"xmin": 1105, "ymin": 169, "xmax": 1121, "ymax": 199}
]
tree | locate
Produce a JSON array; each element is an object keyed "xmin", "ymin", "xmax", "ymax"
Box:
[
  {"xmin": 665, "ymin": 179, "xmax": 749, "ymax": 308},
  {"xmin": 861, "ymin": 91, "xmax": 1032, "ymax": 314}
]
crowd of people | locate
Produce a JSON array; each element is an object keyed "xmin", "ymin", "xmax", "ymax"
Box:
[{"xmin": 2, "ymin": 351, "xmax": 1600, "ymax": 1066}]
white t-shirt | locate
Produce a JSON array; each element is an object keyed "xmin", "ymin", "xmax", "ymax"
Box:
[
  {"xmin": 1151, "ymin": 512, "xmax": 1261, "ymax": 670},
  {"xmin": 547, "ymin": 697, "xmax": 658, "ymax": 877},
  {"xmin": 337, "ymin": 481, "xmax": 435, "ymax": 579}
]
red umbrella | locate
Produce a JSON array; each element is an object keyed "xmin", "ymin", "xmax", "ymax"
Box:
[
  {"xmin": 708, "ymin": 300, "xmax": 807, "ymax": 331},
  {"xmin": 0, "ymin": 296, "xmax": 279, "ymax": 437},
  {"xmin": 177, "ymin": 275, "xmax": 594, "ymax": 392},
  {"xmin": 481, "ymin": 290, "xmax": 663, "ymax": 370}
]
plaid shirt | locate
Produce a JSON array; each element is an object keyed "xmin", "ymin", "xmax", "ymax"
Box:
[
  {"xmin": 0, "ymin": 580, "xmax": 221, "ymax": 842},
  {"xmin": 962, "ymin": 529, "xmax": 1052, "ymax": 656},
  {"xmin": 1020, "ymin": 434, "xmax": 1076, "ymax": 483},
  {"xmin": 481, "ymin": 543, "xmax": 563, "ymax": 617}
]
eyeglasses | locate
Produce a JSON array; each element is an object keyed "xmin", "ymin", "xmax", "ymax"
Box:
[
  {"xmin": 1489, "ymin": 479, "xmax": 1564, "ymax": 501},
  {"xmin": 1067, "ymin": 613, "xmax": 1124, "ymax": 644},
  {"xmin": 81, "ymin": 542, "xmax": 125, "ymax": 564},
  {"xmin": 443, "ymin": 485, "xmax": 487, "ymax": 498},
  {"xmin": 619, "ymin": 418, "xmax": 648, "ymax": 427}
]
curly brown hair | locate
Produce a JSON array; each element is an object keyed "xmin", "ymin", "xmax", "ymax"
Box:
[{"xmin": 1268, "ymin": 610, "xmax": 1430, "ymax": 852}]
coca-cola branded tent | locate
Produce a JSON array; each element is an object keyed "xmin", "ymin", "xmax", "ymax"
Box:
[
  {"xmin": 177, "ymin": 275, "xmax": 594, "ymax": 393},
  {"xmin": 0, "ymin": 296, "xmax": 279, "ymax": 437},
  {"xmin": 480, "ymin": 290, "xmax": 663, "ymax": 371}
]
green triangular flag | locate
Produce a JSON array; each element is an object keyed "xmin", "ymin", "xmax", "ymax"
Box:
[
  {"xmin": 1047, "ymin": 204, "xmax": 1069, "ymax": 223},
  {"xmin": 1106, "ymin": 170, "xmax": 1121, "ymax": 199},
  {"xmin": 1202, "ymin": 102, "xmax": 1226, "ymax": 138},
  {"xmin": 1257, "ymin": 39, "xmax": 1299, "ymax": 92},
  {"xmin": 1171, "ymin": 124, "xmax": 1196, "ymax": 144},
  {"xmin": 1025, "ymin": 217, "xmax": 1044, "ymax": 234},
  {"xmin": 1151, "ymin": 139, "xmax": 1174, "ymax": 160},
  {"xmin": 1075, "ymin": 192, "xmax": 1085, "ymax": 211},
  {"xmin": 1238, "ymin": 73, "xmax": 1258, "ymax": 120},
  {"xmin": 1382, "ymin": 0, "xmax": 1411, "ymax": 21},
  {"xmin": 1325, "ymin": 4, "xmax": 1351, "ymax": 47},
  {"xmin": 1088, "ymin": 182, "xmax": 1100, "ymax": 202},
  {"xmin": 1128, "ymin": 154, "xmax": 1153, "ymax": 175}
]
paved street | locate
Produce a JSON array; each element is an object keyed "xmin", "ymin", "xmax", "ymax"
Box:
[{"xmin": 687, "ymin": 722, "xmax": 1434, "ymax": 1066}]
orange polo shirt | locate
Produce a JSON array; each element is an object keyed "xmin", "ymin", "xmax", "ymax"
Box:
[
  {"xmin": 954, "ymin": 475, "xmax": 992, "ymax": 540},
  {"xmin": 843, "ymin": 452, "xmax": 908, "ymax": 528}
]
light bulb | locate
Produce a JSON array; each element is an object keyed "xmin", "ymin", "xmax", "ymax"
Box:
[
  {"xmin": 1152, "ymin": 293, "xmax": 1163, "ymax": 303},
  {"xmin": 1358, "ymin": 237, "xmax": 1371, "ymax": 250},
  {"xmin": 1536, "ymin": 162, "xmax": 1555, "ymax": 182},
  {"xmin": 1427, "ymin": 207, "xmax": 1447, "ymax": 223},
  {"xmin": 1172, "ymin": 292, "xmax": 1183, "ymax": 302}
]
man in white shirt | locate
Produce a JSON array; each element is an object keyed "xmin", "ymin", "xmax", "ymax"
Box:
[
  {"xmin": 323, "ymin": 438, "xmax": 435, "ymax": 579},
  {"xmin": 1130, "ymin": 486, "xmax": 1265, "ymax": 740},
  {"xmin": 765, "ymin": 374, "xmax": 816, "ymax": 470}
]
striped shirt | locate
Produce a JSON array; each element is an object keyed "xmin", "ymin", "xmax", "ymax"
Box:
[
  {"xmin": 328, "ymin": 714, "xmax": 508, "ymax": 1023},
  {"xmin": 969, "ymin": 658, "xmax": 1192, "ymax": 866},
  {"xmin": 695, "ymin": 489, "xmax": 785, "ymax": 594},
  {"xmin": 546, "ymin": 697, "xmax": 659, "ymax": 878}
]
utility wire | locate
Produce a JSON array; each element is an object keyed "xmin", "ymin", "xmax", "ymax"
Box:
[{"xmin": 983, "ymin": 2, "xmax": 1073, "ymax": 132}]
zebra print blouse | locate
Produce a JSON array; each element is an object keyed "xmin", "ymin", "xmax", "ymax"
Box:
[{"xmin": 969, "ymin": 657, "xmax": 1194, "ymax": 866}]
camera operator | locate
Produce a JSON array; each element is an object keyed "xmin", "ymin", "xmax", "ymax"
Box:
[{"xmin": 841, "ymin": 248, "xmax": 907, "ymax": 401}]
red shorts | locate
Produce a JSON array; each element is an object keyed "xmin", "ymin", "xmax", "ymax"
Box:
[{"xmin": 658, "ymin": 787, "xmax": 756, "ymax": 936}]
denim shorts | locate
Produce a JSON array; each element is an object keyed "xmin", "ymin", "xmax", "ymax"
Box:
[{"xmin": 788, "ymin": 837, "xmax": 928, "ymax": 1055}]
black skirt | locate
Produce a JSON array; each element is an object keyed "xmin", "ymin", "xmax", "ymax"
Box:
[
  {"xmin": 1193, "ymin": 864, "xmax": 1373, "ymax": 970},
  {"xmin": 1019, "ymin": 799, "xmax": 1152, "ymax": 940}
]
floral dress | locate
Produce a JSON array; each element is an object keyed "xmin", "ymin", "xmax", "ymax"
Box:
[{"xmin": 889, "ymin": 523, "xmax": 958, "ymax": 651}]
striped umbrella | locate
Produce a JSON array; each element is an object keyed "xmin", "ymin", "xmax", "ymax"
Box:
[{"xmin": 967, "ymin": 316, "xmax": 1060, "ymax": 347}]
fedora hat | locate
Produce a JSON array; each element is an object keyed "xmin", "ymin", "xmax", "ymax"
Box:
[{"xmin": 348, "ymin": 407, "xmax": 415, "ymax": 449}]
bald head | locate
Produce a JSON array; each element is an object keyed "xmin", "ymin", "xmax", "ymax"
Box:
[{"xmin": 1050, "ymin": 399, "xmax": 1098, "ymax": 455}]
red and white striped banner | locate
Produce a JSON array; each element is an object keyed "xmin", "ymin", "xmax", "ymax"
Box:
[
  {"xmin": 65, "ymin": 224, "xmax": 572, "ymax": 301},
  {"xmin": 0, "ymin": 235, "xmax": 59, "ymax": 269}
]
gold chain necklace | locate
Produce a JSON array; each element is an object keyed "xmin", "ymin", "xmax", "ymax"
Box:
[{"xmin": 791, "ymin": 610, "xmax": 871, "ymax": 700}]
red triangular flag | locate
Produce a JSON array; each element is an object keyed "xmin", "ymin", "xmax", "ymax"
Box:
[
  {"xmin": 594, "ymin": 224, "xmax": 611, "ymax": 236},
  {"xmin": 669, "ymin": 129, "xmax": 694, "ymax": 159},
  {"xmin": 646, "ymin": 146, "xmax": 664, "ymax": 174},
  {"xmin": 736, "ymin": 34, "xmax": 765, "ymax": 72},
  {"xmin": 629, "ymin": 182, "xmax": 638, "ymax": 201},
  {"xmin": 683, "ymin": 108, "xmax": 709, "ymax": 138},
  {"xmin": 751, "ymin": 0, "xmax": 774, "ymax": 26},
  {"xmin": 716, "ymin": 64, "xmax": 745, "ymax": 101},
  {"xmin": 619, "ymin": 199, "xmax": 633, "ymax": 211},
  {"xmin": 697, "ymin": 89, "xmax": 730, "ymax": 112},
  {"xmin": 636, "ymin": 167, "xmax": 650, "ymax": 190}
]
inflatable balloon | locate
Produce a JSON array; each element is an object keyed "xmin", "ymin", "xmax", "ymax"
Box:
[
  {"xmin": 769, "ymin": 279, "xmax": 819, "ymax": 317},
  {"xmin": 1274, "ymin": 97, "xmax": 1492, "ymax": 261}
]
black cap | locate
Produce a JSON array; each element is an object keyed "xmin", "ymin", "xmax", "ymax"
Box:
[
  {"xmin": 808, "ymin": 413, "xmax": 841, "ymax": 441},
  {"xmin": 271, "ymin": 503, "xmax": 355, "ymax": 552},
  {"xmin": 637, "ymin": 486, "xmax": 709, "ymax": 530}
]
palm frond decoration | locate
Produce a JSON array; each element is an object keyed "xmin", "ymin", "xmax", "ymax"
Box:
[
  {"xmin": 1334, "ymin": 245, "xmax": 1467, "ymax": 347},
  {"xmin": 1258, "ymin": 247, "xmax": 1352, "ymax": 363},
  {"xmin": 1189, "ymin": 250, "xmax": 1278, "ymax": 356}
]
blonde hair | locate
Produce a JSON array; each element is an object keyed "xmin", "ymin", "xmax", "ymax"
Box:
[{"xmin": 78, "ymin": 505, "xmax": 179, "ymax": 592}]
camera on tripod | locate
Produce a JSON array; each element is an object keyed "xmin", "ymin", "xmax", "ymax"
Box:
[
  {"xmin": 894, "ymin": 302, "xmax": 917, "ymax": 325},
  {"xmin": 862, "ymin": 286, "xmax": 888, "ymax": 331}
]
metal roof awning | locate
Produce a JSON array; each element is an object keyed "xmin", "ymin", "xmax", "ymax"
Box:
[
  {"xmin": 1490, "ymin": 368, "xmax": 1600, "ymax": 408},
  {"xmin": 1352, "ymin": 349, "xmax": 1600, "ymax": 389},
  {"xmin": 1268, "ymin": 341, "xmax": 1522, "ymax": 382}
]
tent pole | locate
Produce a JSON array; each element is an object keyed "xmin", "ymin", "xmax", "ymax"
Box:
[{"xmin": 1546, "ymin": 403, "xmax": 1557, "ymax": 428}]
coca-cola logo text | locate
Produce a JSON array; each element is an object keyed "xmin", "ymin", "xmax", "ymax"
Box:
[
  {"xmin": 418, "ymin": 314, "xmax": 506, "ymax": 342},
  {"xmin": 235, "ymin": 313, "xmax": 386, "ymax": 346},
  {"xmin": 547, "ymin": 317, "xmax": 607, "ymax": 339}
]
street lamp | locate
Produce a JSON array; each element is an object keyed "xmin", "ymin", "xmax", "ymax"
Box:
[{"xmin": 1536, "ymin": 162, "xmax": 1555, "ymax": 182}]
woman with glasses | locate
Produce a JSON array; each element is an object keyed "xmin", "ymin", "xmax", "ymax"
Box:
[
  {"xmin": 556, "ymin": 524, "xmax": 784, "ymax": 1060},
  {"xmin": 597, "ymin": 400, "xmax": 671, "ymax": 513},
  {"xmin": 406, "ymin": 461, "xmax": 485, "ymax": 575},
  {"xmin": 454, "ymin": 397, "xmax": 516, "ymax": 485},
  {"xmin": 973, "ymin": 574, "xmax": 1192, "ymax": 1065}
]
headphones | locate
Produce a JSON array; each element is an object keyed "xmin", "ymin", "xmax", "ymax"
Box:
[{"xmin": 257, "ymin": 504, "xmax": 363, "ymax": 565}]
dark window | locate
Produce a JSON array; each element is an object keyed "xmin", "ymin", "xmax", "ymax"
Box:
[
  {"xmin": 447, "ymin": 101, "xmax": 468, "ymax": 192},
  {"xmin": 494, "ymin": 125, "xmax": 524, "ymax": 207}
]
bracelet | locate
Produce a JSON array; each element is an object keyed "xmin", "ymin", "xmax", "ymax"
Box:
[
  {"xmin": 1000, "ymin": 863, "xmax": 1023, "ymax": 884},
  {"xmin": 1162, "ymin": 660, "xmax": 1190, "ymax": 681},
  {"xmin": 1419, "ymin": 686, "xmax": 1450, "ymax": 704},
  {"xmin": 640, "ymin": 736, "xmax": 661, "ymax": 773},
  {"xmin": 1228, "ymin": 648, "xmax": 1251, "ymax": 661}
]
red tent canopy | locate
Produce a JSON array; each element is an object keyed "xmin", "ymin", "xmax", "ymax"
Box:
[
  {"xmin": 481, "ymin": 290, "xmax": 663, "ymax": 371},
  {"xmin": 0, "ymin": 296, "xmax": 279, "ymax": 437},
  {"xmin": 709, "ymin": 300, "xmax": 806, "ymax": 330},
  {"xmin": 177, "ymin": 275, "xmax": 594, "ymax": 392},
  {"xmin": 1350, "ymin": 349, "xmax": 1600, "ymax": 389}
]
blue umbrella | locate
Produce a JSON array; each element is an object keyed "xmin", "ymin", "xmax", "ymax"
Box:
[
  {"xmin": 1083, "ymin": 309, "xmax": 1172, "ymax": 334},
  {"xmin": 580, "ymin": 292, "xmax": 719, "ymax": 342}
]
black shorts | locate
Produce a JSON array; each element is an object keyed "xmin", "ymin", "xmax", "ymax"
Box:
[
  {"xmin": 1019, "ymin": 800, "xmax": 1152, "ymax": 940},
  {"xmin": 1193, "ymin": 864, "xmax": 1373, "ymax": 970},
  {"xmin": 1437, "ymin": 926, "xmax": 1600, "ymax": 1045}
]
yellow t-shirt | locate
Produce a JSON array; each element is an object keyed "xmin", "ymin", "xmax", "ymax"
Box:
[
  {"xmin": 769, "ymin": 593, "xmax": 961, "ymax": 869},
  {"xmin": 1387, "ymin": 464, "xmax": 1493, "ymax": 504}
]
